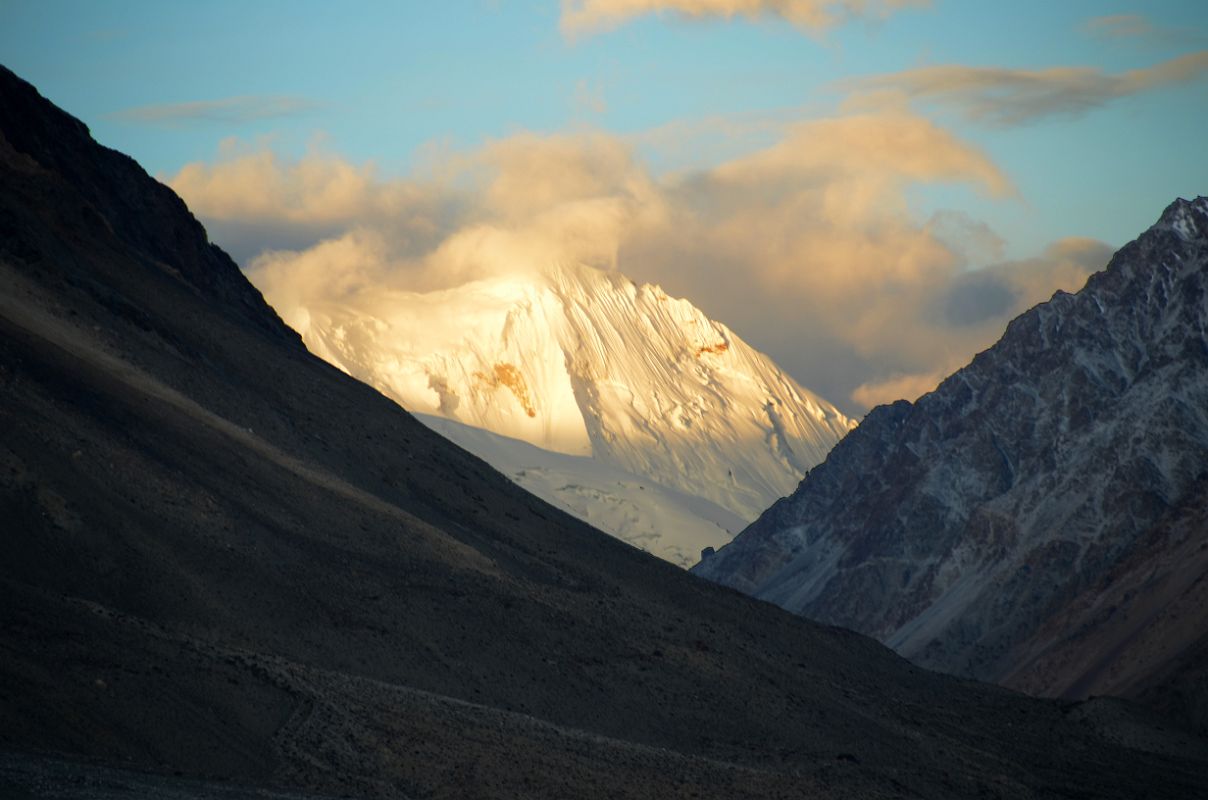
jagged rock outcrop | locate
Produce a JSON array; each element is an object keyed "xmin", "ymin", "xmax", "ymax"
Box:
[{"xmin": 695, "ymin": 198, "xmax": 1208, "ymax": 728}]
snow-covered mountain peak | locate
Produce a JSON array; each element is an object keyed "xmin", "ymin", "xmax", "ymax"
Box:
[{"xmin": 280, "ymin": 259, "xmax": 852, "ymax": 545}]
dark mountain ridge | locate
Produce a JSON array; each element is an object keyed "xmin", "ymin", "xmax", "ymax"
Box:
[
  {"xmin": 1, "ymin": 64, "xmax": 1205, "ymax": 798},
  {"xmin": 0, "ymin": 67, "xmax": 294, "ymax": 345},
  {"xmin": 695, "ymin": 193, "xmax": 1208, "ymax": 732}
]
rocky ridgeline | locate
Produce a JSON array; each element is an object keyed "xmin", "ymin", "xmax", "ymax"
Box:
[
  {"xmin": 695, "ymin": 198, "xmax": 1208, "ymax": 717},
  {"xmin": 3, "ymin": 60, "xmax": 1206, "ymax": 797},
  {"xmin": 0, "ymin": 64, "xmax": 298, "ymax": 347}
]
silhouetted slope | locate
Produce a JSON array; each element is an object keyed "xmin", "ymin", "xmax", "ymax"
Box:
[{"xmin": 1, "ymin": 64, "xmax": 1205, "ymax": 799}]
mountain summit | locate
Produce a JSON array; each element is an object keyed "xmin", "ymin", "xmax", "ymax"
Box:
[
  {"xmin": 1, "ymin": 64, "xmax": 1205, "ymax": 798},
  {"xmin": 695, "ymin": 197, "xmax": 1208, "ymax": 729},
  {"xmin": 270, "ymin": 259, "xmax": 852, "ymax": 563}
]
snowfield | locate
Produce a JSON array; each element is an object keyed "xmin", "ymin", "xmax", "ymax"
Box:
[{"xmin": 274, "ymin": 261, "xmax": 852, "ymax": 564}]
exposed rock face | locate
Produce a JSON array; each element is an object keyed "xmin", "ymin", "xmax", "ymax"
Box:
[
  {"xmin": 695, "ymin": 198, "xmax": 1208, "ymax": 722},
  {"xmin": 0, "ymin": 67, "xmax": 296, "ymax": 346},
  {"xmin": 2, "ymin": 63, "xmax": 1206, "ymax": 798}
]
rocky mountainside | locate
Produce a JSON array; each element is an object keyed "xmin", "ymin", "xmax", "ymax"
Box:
[
  {"xmin": 268, "ymin": 258, "xmax": 851, "ymax": 564},
  {"xmin": 1, "ymin": 64, "xmax": 1205, "ymax": 799},
  {"xmin": 695, "ymin": 197, "xmax": 1208, "ymax": 729}
]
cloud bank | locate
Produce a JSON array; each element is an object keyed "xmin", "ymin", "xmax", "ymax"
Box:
[
  {"xmin": 846, "ymin": 51, "xmax": 1208, "ymax": 125},
  {"xmin": 559, "ymin": 0, "xmax": 927, "ymax": 38},
  {"xmin": 171, "ymin": 112, "xmax": 1106, "ymax": 413}
]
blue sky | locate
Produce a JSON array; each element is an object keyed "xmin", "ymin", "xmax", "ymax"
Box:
[
  {"xmin": 3, "ymin": 0, "xmax": 1207, "ymax": 410},
  {"xmin": 6, "ymin": 1, "xmax": 1205, "ymax": 251}
]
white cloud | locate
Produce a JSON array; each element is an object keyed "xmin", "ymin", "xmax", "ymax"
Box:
[{"xmin": 170, "ymin": 110, "xmax": 1107, "ymax": 413}]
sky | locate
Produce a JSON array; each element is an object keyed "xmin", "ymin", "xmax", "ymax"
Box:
[{"xmin": 4, "ymin": 0, "xmax": 1208, "ymax": 414}]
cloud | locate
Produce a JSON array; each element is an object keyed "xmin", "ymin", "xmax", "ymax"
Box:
[
  {"xmin": 629, "ymin": 105, "xmax": 808, "ymax": 173},
  {"xmin": 165, "ymin": 141, "xmax": 452, "ymax": 263},
  {"xmin": 573, "ymin": 79, "xmax": 608, "ymax": 115},
  {"xmin": 171, "ymin": 144, "xmax": 405, "ymax": 226},
  {"xmin": 625, "ymin": 112, "xmax": 1013, "ymax": 389},
  {"xmin": 451, "ymin": 131, "xmax": 661, "ymax": 224},
  {"xmin": 935, "ymin": 237, "xmax": 1107, "ymax": 328},
  {"xmin": 848, "ymin": 236, "xmax": 1109, "ymax": 407},
  {"xmin": 704, "ymin": 112, "xmax": 1012, "ymax": 195},
  {"xmin": 249, "ymin": 230, "xmax": 395, "ymax": 335},
  {"xmin": 1081, "ymin": 14, "xmax": 1206, "ymax": 47},
  {"xmin": 109, "ymin": 95, "xmax": 319, "ymax": 127},
  {"xmin": 850, "ymin": 368, "xmax": 950, "ymax": 409},
  {"xmin": 1083, "ymin": 14, "xmax": 1157, "ymax": 40},
  {"xmin": 845, "ymin": 51, "xmax": 1208, "ymax": 125},
  {"xmin": 559, "ymin": 0, "xmax": 927, "ymax": 38},
  {"xmin": 170, "ymin": 111, "xmax": 1105, "ymax": 415},
  {"xmin": 924, "ymin": 210, "xmax": 1005, "ymax": 266}
]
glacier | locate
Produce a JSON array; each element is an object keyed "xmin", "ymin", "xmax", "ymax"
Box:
[{"xmin": 269, "ymin": 261, "xmax": 852, "ymax": 565}]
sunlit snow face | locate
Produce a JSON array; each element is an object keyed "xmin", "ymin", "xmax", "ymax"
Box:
[
  {"xmin": 261, "ymin": 253, "xmax": 851, "ymax": 538},
  {"xmin": 208, "ymin": 117, "xmax": 1105, "ymax": 417},
  {"xmin": 10, "ymin": 0, "xmax": 1206, "ymax": 411}
]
